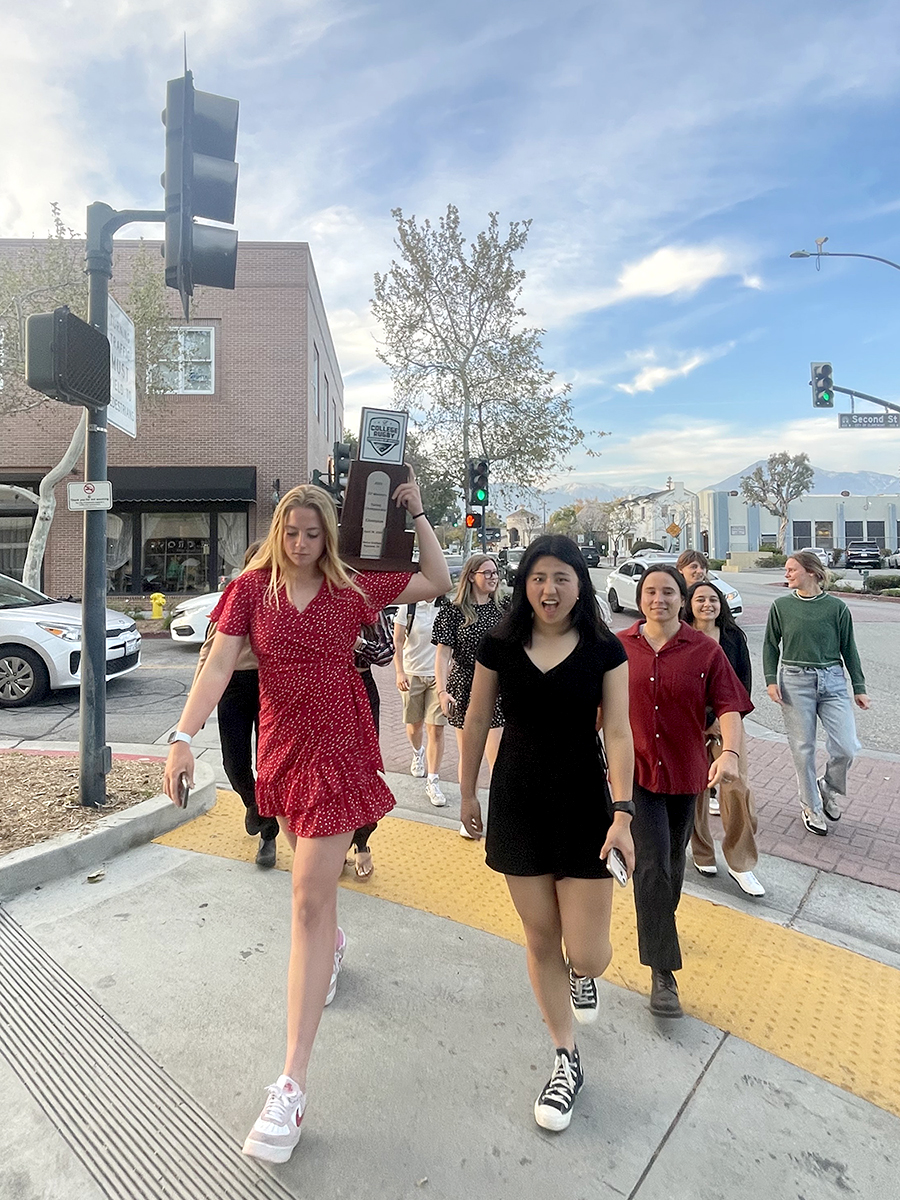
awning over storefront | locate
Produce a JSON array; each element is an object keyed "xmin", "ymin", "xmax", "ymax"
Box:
[{"xmin": 107, "ymin": 466, "xmax": 256, "ymax": 504}]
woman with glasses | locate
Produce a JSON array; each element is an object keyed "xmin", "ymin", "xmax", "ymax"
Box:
[{"xmin": 433, "ymin": 554, "xmax": 505, "ymax": 835}]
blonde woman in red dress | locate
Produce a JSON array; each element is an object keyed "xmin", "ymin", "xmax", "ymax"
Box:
[{"xmin": 164, "ymin": 480, "xmax": 450, "ymax": 1164}]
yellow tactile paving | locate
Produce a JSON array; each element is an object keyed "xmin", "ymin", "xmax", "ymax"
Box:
[{"xmin": 157, "ymin": 790, "xmax": 900, "ymax": 1118}]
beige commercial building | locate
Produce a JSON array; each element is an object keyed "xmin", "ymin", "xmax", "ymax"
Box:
[{"xmin": 0, "ymin": 240, "xmax": 343, "ymax": 597}]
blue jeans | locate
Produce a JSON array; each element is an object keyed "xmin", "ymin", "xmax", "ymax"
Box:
[{"xmin": 779, "ymin": 665, "xmax": 860, "ymax": 814}]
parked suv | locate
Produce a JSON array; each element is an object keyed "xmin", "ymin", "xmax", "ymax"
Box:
[
  {"xmin": 580, "ymin": 545, "xmax": 601, "ymax": 568},
  {"xmin": 844, "ymin": 541, "xmax": 881, "ymax": 571}
]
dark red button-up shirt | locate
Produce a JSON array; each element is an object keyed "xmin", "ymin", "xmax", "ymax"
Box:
[{"xmin": 618, "ymin": 621, "xmax": 754, "ymax": 795}]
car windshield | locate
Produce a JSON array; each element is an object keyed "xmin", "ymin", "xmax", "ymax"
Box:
[{"xmin": 0, "ymin": 574, "xmax": 52, "ymax": 609}]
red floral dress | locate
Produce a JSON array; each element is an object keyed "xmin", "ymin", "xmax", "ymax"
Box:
[{"xmin": 211, "ymin": 568, "xmax": 411, "ymax": 837}]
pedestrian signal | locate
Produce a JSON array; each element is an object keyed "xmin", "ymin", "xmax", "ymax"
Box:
[{"xmin": 465, "ymin": 512, "xmax": 482, "ymax": 530}]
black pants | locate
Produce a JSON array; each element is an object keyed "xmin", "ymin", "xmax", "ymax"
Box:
[
  {"xmin": 217, "ymin": 669, "xmax": 279, "ymax": 842},
  {"xmin": 352, "ymin": 669, "xmax": 380, "ymax": 852},
  {"xmin": 630, "ymin": 783, "xmax": 696, "ymax": 972}
]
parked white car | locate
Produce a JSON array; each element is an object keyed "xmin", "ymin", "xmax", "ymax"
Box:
[
  {"xmin": 799, "ymin": 546, "xmax": 829, "ymax": 567},
  {"xmin": 0, "ymin": 574, "xmax": 141, "ymax": 707},
  {"xmin": 606, "ymin": 555, "xmax": 743, "ymax": 616},
  {"xmin": 169, "ymin": 592, "xmax": 220, "ymax": 645}
]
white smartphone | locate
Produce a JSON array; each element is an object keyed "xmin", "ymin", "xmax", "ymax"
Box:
[{"xmin": 605, "ymin": 847, "xmax": 628, "ymax": 887}]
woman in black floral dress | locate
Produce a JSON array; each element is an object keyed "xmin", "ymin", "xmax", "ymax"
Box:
[{"xmin": 433, "ymin": 554, "xmax": 504, "ymax": 835}]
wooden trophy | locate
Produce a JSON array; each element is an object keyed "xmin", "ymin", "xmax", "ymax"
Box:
[{"xmin": 338, "ymin": 408, "xmax": 420, "ymax": 573}]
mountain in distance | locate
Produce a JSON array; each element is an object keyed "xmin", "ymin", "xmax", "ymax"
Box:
[{"xmin": 708, "ymin": 463, "xmax": 900, "ymax": 495}]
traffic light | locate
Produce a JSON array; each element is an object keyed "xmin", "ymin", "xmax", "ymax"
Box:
[
  {"xmin": 811, "ymin": 362, "xmax": 834, "ymax": 408},
  {"xmin": 465, "ymin": 512, "xmax": 482, "ymax": 530},
  {"xmin": 25, "ymin": 307, "xmax": 110, "ymax": 410},
  {"xmin": 162, "ymin": 71, "xmax": 239, "ymax": 318},
  {"xmin": 468, "ymin": 458, "xmax": 489, "ymax": 506},
  {"xmin": 332, "ymin": 442, "xmax": 352, "ymax": 504}
]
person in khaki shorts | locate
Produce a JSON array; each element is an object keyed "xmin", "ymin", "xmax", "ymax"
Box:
[{"xmin": 394, "ymin": 599, "xmax": 447, "ymax": 806}]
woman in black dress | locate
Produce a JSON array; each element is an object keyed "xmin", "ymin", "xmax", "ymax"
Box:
[
  {"xmin": 433, "ymin": 553, "xmax": 504, "ymax": 836},
  {"xmin": 460, "ymin": 535, "xmax": 634, "ymax": 1133}
]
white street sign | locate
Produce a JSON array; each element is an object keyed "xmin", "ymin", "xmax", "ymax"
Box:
[
  {"xmin": 67, "ymin": 481, "xmax": 112, "ymax": 511},
  {"xmin": 107, "ymin": 296, "xmax": 137, "ymax": 438}
]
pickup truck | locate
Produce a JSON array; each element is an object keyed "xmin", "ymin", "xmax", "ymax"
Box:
[{"xmin": 844, "ymin": 541, "xmax": 881, "ymax": 571}]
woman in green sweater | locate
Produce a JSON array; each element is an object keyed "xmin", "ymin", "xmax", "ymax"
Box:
[{"xmin": 763, "ymin": 551, "xmax": 870, "ymax": 836}]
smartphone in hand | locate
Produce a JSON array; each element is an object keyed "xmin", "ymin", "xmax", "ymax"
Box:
[
  {"xmin": 176, "ymin": 772, "xmax": 190, "ymax": 809},
  {"xmin": 605, "ymin": 847, "xmax": 628, "ymax": 887}
]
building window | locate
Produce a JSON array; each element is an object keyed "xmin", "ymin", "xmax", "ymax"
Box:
[
  {"xmin": 792, "ymin": 521, "xmax": 811, "ymax": 547},
  {"xmin": 158, "ymin": 328, "xmax": 215, "ymax": 394},
  {"xmin": 0, "ymin": 515, "xmax": 32, "ymax": 580},
  {"xmin": 332, "ymin": 399, "xmax": 338, "ymax": 442},
  {"xmin": 323, "ymin": 376, "xmax": 330, "ymax": 437},
  {"xmin": 867, "ymin": 520, "xmax": 885, "ymax": 548},
  {"xmin": 313, "ymin": 345, "xmax": 320, "ymax": 420},
  {"xmin": 814, "ymin": 521, "xmax": 834, "ymax": 551},
  {"xmin": 845, "ymin": 520, "xmax": 863, "ymax": 541}
]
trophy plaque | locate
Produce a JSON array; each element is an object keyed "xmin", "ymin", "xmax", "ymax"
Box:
[{"xmin": 338, "ymin": 408, "xmax": 420, "ymax": 573}]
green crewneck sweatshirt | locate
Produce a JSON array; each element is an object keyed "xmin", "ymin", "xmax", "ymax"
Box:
[{"xmin": 763, "ymin": 590, "xmax": 866, "ymax": 694}]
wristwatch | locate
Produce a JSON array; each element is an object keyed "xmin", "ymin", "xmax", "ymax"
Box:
[
  {"xmin": 611, "ymin": 801, "xmax": 636, "ymax": 817},
  {"xmin": 168, "ymin": 730, "xmax": 193, "ymax": 747}
]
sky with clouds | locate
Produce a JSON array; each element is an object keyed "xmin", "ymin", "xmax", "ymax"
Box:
[{"xmin": 3, "ymin": 0, "xmax": 900, "ymax": 495}]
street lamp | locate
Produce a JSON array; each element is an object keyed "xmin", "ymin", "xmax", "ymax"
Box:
[{"xmin": 790, "ymin": 236, "xmax": 900, "ymax": 272}]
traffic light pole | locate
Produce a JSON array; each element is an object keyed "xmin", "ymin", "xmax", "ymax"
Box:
[
  {"xmin": 81, "ymin": 203, "xmax": 164, "ymax": 807},
  {"xmin": 833, "ymin": 385, "xmax": 900, "ymax": 416}
]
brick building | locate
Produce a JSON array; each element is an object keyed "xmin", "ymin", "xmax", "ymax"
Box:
[{"xmin": 0, "ymin": 240, "xmax": 343, "ymax": 597}]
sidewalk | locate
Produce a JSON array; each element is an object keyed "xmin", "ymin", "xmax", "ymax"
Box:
[
  {"xmin": 3, "ymin": 802, "xmax": 900, "ymax": 1199},
  {"xmin": 3, "ymin": 719, "xmax": 900, "ymax": 1195},
  {"xmin": 372, "ymin": 665, "xmax": 900, "ymax": 893}
]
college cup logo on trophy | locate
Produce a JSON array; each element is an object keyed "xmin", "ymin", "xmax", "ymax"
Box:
[{"xmin": 338, "ymin": 408, "xmax": 419, "ymax": 572}]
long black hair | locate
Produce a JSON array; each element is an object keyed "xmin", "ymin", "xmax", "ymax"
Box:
[
  {"xmin": 683, "ymin": 578, "xmax": 744, "ymax": 639},
  {"xmin": 494, "ymin": 535, "xmax": 613, "ymax": 647}
]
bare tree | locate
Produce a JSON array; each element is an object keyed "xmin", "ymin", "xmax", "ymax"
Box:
[
  {"xmin": 740, "ymin": 452, "xmax": 814, "ymax": 551},
  {"xmin": 372, "ymin": 205, "xmax": 588, "ymax": 511}
]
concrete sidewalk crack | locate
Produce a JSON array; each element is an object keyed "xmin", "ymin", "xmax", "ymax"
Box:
[
  {"xmin": 626, "ymin": 1031, "xmax": 730, "ymax": 1200},
  {"xmin": 788, "ymin": 870, "xmax": 821, "ymax": 929}
]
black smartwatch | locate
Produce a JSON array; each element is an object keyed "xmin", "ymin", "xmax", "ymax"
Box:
[{"xmin": 611, "ymin": 801, "xmax": 636, "ymax": 817}]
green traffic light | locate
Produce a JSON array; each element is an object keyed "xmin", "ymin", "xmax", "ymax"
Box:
[
  {"xmin": 823, "ymin": 392, "xmax": 832, "ymax": 403},
  {"xmin": 475, "ymin": 488, "xmax": 487, "ymax": 503}
]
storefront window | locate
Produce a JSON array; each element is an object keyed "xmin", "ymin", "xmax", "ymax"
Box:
[
  {"xmin": 867, "ymin": 520, "xmax": 885, "ymax": 549},
  {"xmin": 0, "ymin": 515, "xmax": 32, "ymax": 580},
  {"xmin": 107, "ymin": 513, "xmax": 133, "ymax": 592},
  {"xmin": 792, "ymin": 521, "xmax": 811, "ymax": 547},
  {"xmin": 217, "ymin": 511, "xmax": 248, "ymax": 586},
  {"xmin": 142, "ymin": 514, "xmax": 210, "ymax": 594}
]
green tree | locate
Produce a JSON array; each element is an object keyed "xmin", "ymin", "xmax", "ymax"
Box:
[
  {"xmin": 548, "ymin": 504, "xmax": 579, "ymax": 534},
  {"xmin": 740, "ymin": 452, "xmax": 814, "ymax": 551},
  {"xmin": 0, "ymin": 209, "xmax": 177, "ymax": 587},
  {"xmin": 371, "ymin": 205, "xmax": 588, "ymax": 511}
]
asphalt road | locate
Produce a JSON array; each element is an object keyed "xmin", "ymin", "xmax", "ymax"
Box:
[{"xmin": 3, "ymin": 570, "xmax": 898, "ymax": 755}]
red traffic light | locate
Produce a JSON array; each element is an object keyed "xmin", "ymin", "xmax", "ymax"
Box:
[{"xmin": 465, "ymin": 512, "xmax": 482, "ymax": 529}]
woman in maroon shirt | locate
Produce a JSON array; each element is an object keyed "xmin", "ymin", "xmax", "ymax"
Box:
[{"xmin": 617, "ymin": 565, "xmax": 752, "ymax": 1018}]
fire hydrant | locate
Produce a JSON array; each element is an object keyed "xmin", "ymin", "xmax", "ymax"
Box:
[{"xmin": 150, "ymin": 592, "xmax": 166, "ymax": 620}]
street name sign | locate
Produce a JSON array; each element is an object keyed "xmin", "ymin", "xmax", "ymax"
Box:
[
  {"xmin": 107, "ymin": 296, "xmax": 137, "ymax": 437},
  {"xmin": 67, "ymin": 481, "xmax": 113, "ymax": 511},
  {"xmin": 838, "ymin": 412, "xmax": 900, "ymax": 429}
]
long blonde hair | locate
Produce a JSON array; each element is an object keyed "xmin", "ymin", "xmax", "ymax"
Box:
[
  {"xmin": 246, "ymin": 485, "xmax": 363, "ymax": 605},
  {"xmin": 453, "ymin": 553, "xmax": 501, "ymax": 626}
]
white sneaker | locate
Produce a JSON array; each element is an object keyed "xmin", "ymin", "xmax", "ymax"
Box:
[
  {"xmin": 325, "ymin": 927, "xmax": 346, "ymax": 1006},
  {"xmin": 410, "ymin": 747, "xmax": 426, "ymax": 778},
  {"xmin": 727, "ymin": 867, "xmax": 766, "ymax": 897},
  {"xmin": 242, "ymin": 1075, "xmax": 306, "ymax": 1163},
  {"xmin": 802, "ymin": 807, "xmax": 828, "ymax": 836},
  {"xmin": 694, "ymin": 863, "xmax": 717, "ymax": 877},
  {"xmin": 459, "ymin": 821, "xmax": 475, "ymax": 839},
  {"xmin": 708, "ymin": 794, "xmax": 720, "ymax": 815},
  {"xmin": 425, "ymin": 778, "xmax": 447, "ymax": 807}
]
